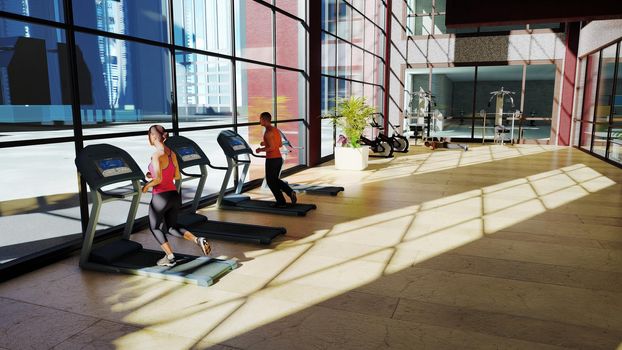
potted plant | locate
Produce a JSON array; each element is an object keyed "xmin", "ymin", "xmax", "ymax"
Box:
[{"xmin": 325, "ymin": 96, "xmax": 375, "ymax": 170}]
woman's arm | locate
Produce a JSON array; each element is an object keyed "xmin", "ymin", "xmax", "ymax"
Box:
[
  {"xmin": 142, "ymin": 152, "xmax": 164, "ymax": 193},
  {"xmin": 171, "ymin": 152, "xmax": 181, "ymax": 181}
]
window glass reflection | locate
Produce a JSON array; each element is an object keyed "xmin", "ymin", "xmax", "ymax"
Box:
[
  {"xmin": 73, "ymin": 0, "xmax": 169, "ymax": 43},
  {"xmin": 173, "ymin": 0, "xmax": 231, "ymax": 54},
  {"xmin": 75, "ymin": 33, "xmax": 173, "ymax": 134},
  {"xmin": 176, "ymin": 51, "xmax": 232, "ymax": 128},
  {"xmin": 0, "ymin": 18, "xmax": 72, "ymax": 140}
]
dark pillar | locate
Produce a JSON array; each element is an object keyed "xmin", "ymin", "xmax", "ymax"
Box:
[
  {"xmin": 308, "ymin": 2, "xmax": 322, "ymax": 166},
  {"xmin": 382, "ymin": 0, "xmax": 393, "ymax": 131},
  {"xmin": 558, "ymin": 22, "xmax": 580, "ymax": 146}
]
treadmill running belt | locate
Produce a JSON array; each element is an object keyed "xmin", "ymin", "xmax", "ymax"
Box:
[
  {"xmin": 110, "ymin": 249, "xmax": 236, "ymax": 286},
  {"xmin": 289, "ymin": 184, "xmax": 344, "ymax": 196},
  {"xmin": 192, "ymin": 220, "xmax": 285, "ymax": 244},
  {"xmin": 224, "ymin": 199, "xmax": 316, "ymax": 216}
]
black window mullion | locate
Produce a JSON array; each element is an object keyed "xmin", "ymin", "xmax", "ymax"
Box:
[
  {"xmin": 605, "ymin": 42, "xmax": 621, "ymax": 159},
  {"xmin": 231, "ymin": 0, "xmax": 238, "ymax": 132},
  {"xmin": 273, "ymin": 6, "xmax": 278, "ymax": 122},
  {"xmin": 62, "ymin": 0, "xmax": 89, "ymax": 234},
  {"xmin": 169, "ymin": 0, "xmax": 180, "ymax": 135},
  {"xmin": 471, "ymin": 66, "xmax": 478, "ymax": 140},
  {"xmin": 590, "ymin": 51, "xmax": 603, "ymax": 152}
]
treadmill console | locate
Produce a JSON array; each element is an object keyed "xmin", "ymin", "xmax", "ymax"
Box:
[
  {"xmin": 96, "ymin": 158, "xmax": 132, "ymax": 177},
  {"xmin": 217, "ymin": 130, "xmax": 252, "ymax": 157},
  {"xmin": 165, "ymin": 136, "xmax": 210, "ymax": 168},
  {"xmin": 178, "ymin": 146, "xmax": 201, "ymax": 162},
  {"xmin": 76, "ymin": 144, "xmax": 144, "ymax": 189}
]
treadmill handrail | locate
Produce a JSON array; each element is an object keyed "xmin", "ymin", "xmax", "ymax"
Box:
[
  {"xmin": 180, "ymin": 169, "xmax": 202, "ymax": 178},
  {"xmin": 97, "ymin": 188, "xmax": 134, "ymax": 199},
  {"xmin": 207, "ymin": 163, "xmax": 229, "ymax": 170}
]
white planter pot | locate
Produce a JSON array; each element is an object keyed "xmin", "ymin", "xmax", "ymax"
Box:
[{"xmin": 334, "ymin": 146, "xmax": 370, "ymax": 170}]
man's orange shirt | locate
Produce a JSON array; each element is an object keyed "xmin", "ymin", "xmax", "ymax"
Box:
[{"xmin": 264, "ymin": 127, "xmax": 283, "ymax": 159}]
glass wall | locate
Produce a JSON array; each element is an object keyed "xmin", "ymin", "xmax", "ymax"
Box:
[
  {"xmin": 475, "ymin": 65, "xmax": 523, "ymax": 141},
  {"xmin": 523, "ymin": 64, "xmax": 557, "ymax": 140},
  {"xmin": 0, "ymin": 1, "xmax": 308, "ymax": 271},
  {"xmin": 430, "ymin": 67, "xmax": 475, "ymax": 139},
  {"xmin": 406, "ymin": 63, "xmax": 559, "ymax": 142},
  {"xmin": 320, "ymin": 0, "xmax": 387, "ymax": 157},
  {"xmin": 0, "ymin": 18, "xmax": 72, "ymax": 141},
  {"xmin": 577, "ymin": 40, "xmax": 622, "ymax": 166}
]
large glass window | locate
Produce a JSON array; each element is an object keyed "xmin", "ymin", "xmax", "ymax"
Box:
[
  {"xmin": 73, "ymin": 0, "xmax": 170, "ymax": 43},
  {"xmin": 173, "ymin": 0, "xmax": 232, "ymax": 55},
  {"xmin": 593, "ymin": 44, "xmax": 617, "ymax": 157},
  {"xmin": 0, "ymin": 18, "xmax": 72, "ymax": 140},
  {"xmin": 75, "ymin": 33, "xmax": 173, "ymax": 134},
  {"xmin": 1, "ymin": 0, "xmax": 64, "ymax": 23},
  {"xmin": 235, "ymin": 0, "xmax": 273, "ymax": 63},
  {"xmin": 276, "ymin": 12, "xmax": 305, "ymax": 70},
  {"xmin": 0, "ymin": 0, "xmax": 309, "ymax": 273},
  {"xmin": 321, "ymin": 76, "xmax": 336, "ymax": 157},
  {"xmin": 523, "ymin": 64, "xmax": 557, "ymax": 141},
  {"xmin": 408, "ymin": 63, "xmax": 562, "ymax": 142},
  {"xmin": 430, "ymin": 67, "xmax": 475, "ymax": 139},
  {"xmin": 178, "ymin": 128, "xmax": 234, "ymax": 197},
  {"xmin": 322, "ymin": 0, "xmax": 337, "ymax": 35},
  {"xmin": 577, "ymin": 40, "xmax": 622, "ymax": 165},
  {"xmin": 579, "ymin": 51, "xmax": 600, "ymax": 152},
  {"xmin": 475, "ymin": 65, "xmax": 523, "ymax": 141},
  {"xmin": 276, "ymin": 0, "xmax": 306, "ymax": 21},
  {"xmin": 175, "ymin": 52, "xmax": 233, "ymax": 127},
  {"xmin": 276, "ymin": 69, "xmax": 305, "ymax": 120},
  {"xmin": 236, "ymin": 62, "xmax": 274, "ymax": 123},
  {"xmin": 0, "ymin": 143, "xmax": 81, "ymax": 265},
  {"xmin": 322, "ymin": 32, "xmax": 337, "ymax": 75}
]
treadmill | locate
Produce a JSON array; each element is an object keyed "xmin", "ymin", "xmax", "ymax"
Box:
[
  {"xmin": 75, "ymin": 144, "xmax": 237, "ymax": 287},
  {"xmin": 262, "ymin": 129, "xmax": 344, "ymax": 196},
  {"xmin": 216, "ymin": 130, "xmax": 317, "ymax": 216},
  {"xmin": 164, "ymin": 135, "xmax": 286, "ymax": 244}
]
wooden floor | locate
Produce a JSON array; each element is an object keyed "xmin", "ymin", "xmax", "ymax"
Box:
[{"xmin": 1, "ymin": 144, "xmax": 621, "ymax": 350}]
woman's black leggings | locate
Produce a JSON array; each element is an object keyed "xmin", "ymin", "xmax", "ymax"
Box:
[{"xmin": 148, "ymin": 190, "xmax": 187, "ymax": 245}]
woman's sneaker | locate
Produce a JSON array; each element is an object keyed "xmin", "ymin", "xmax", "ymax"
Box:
[
  {"xmin": 196, "ymin": 237, "xmax": 211, "ymax": 256},
  {"xmin": 157, "ymin": 255, "xmax": 176, "ymax": 267}
]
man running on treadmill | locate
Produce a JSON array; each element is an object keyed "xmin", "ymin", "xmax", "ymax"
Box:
[{"xmin": 255, "ymin": 112, "xmax": 297, "ymax": 208}]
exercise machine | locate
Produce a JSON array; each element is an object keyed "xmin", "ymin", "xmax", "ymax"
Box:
[
  {"xmin": 74, "ymin": 144, "xmax": 236, "ymax": 287},
  {"xmin": 405, "ymin": 87, "xmax": 436, "ymax": 141},
  {"xmin": 261, "ymin": 129, "xmax": 344, "ymax": 196},
  {"xmin": 486, "ymin": 87, "xmax": 517, "ymax": 144},
  {"xmin": 164, "ymin": 135, "xmax": 286, "ymax": 244},
  {"xmin": 388, "ymin": 121, "xmax": 410, "ymax": 152},
  {"xmin": 369, "ymin": 120, "xmax": 409, "ymax": 153},
  {"xmin": 216, "ymin": 130, "xmax": 317, "ymax": 216},
  {"xmin": 360, "ymin": 122, "xmax": 395, "ymax": 158}
]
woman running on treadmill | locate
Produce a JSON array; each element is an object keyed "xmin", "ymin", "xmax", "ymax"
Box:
[
  {"xmin": 255, "ymin": 112, "xmax": 297, "ymax": 208},
  {"xmin": 424, "ymin": 137, "xmax": 468, "ymax": 151},
  {"xmin": 142, "ymin": 125, "xmax": 211, "ymax": 267}
]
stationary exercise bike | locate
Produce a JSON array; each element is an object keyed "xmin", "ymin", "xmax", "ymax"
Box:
[
  {"xmin": 360, "ymin": 120, "xmax": 395, "ymax": 158},
  {"xmin": 369, "ymin": 120, "xmax": 409, "ymax": 153},
  {"xmin": 387, "ymin": 121, "xmax": 409, "ymax": 152}
]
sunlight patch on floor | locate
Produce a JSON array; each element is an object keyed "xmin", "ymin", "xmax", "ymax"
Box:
[{"xmin": 106, "ymin": 147, "xmax": 615, "ymax": 348}]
